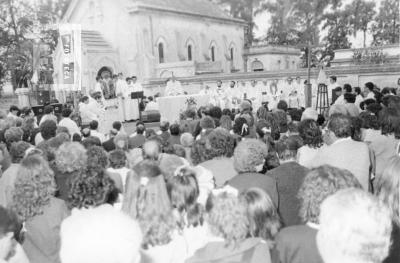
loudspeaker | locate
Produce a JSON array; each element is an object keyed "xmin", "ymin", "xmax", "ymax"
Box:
[
  {"xmin": 32, "ymin": 105, "xmax": 44, "ymax": 116},
  {"xmin": 37, "ymin": 90, "xmax": 50, "ymax": 105},
  {"xmin": 51, "ymin": 103, "xmax": 63, "ymax": 114}
]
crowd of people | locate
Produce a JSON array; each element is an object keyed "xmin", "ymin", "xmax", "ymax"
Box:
[{"xmin": 0, "ymin": 79, "xmax": 398, "ymax": 263}]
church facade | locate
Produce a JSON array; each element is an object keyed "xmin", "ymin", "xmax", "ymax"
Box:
[{"xmin": 53, "ymin": 0, "xmax": 247, "ymax": 92}]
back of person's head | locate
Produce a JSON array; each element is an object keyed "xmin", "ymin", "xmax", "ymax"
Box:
[
  {"xmin": 207, "ymin": 127, "xmax": 235, "ymax": 158},
  {"xmin": 240, "ymin": 187, "xmax": 281, "ymax": 243},
  {"xmin": 273, "ymin": 110, "xmax": 288, "ymax": 134},
  {"xmin": 200, "ymin": 116, "xmax": 215, "ymax": 130},
  {"xmin": 298, "ymin": 165, "xmax": 362, "ymax": 224},
  {"xmin": 180, "ymin": 133, "xmax": 194, "ymax": 147},
  {"xmin": 122, "ymin": 160, "xmax": 175, "ymax": 248},
  {"xmin": 43, "ymin": 105, "xmax": 54, "ymax": 115},
  {"xmin": 81, "ymin": 96, "xmax": 89, "ymax": 103},
  {"xmin": 354, "ymin": 86, "xmax": 361, "ymax": 95},
  {"xmin": 142, "ymin": 140, "xmax": 162, "ymax": 161},
  {"xmin": 159, "ymin": 121, "xmax": 170, "ymax": 132},
  {"xmin": 234, "ymin": 139, "xmax": 268, "ymax": 173},
  {"xmin": 0, "ymin": 205, "xmax": 20, "ymax": 256},
  {"xmin": 208, "ymin": 106, "xmax": 222, "ymax": 120},
  {"xmin": 112, "ymin": 121, "xmax": 122, "ymax": 131},
  {"xmin": 375, "ymin": 156, "xmax": 400, "ymax": 226},
  {"xmin": 206, "ymin": 190, "xmax": 248, "ymax": 246},
  {"xmin": 136, "ymin": 124, "xmax": 145, "ymax": 135},
  {"xmin": 378, "ymin": 107, "xmax": 400, "ymax": 138},
  {"xmin": 359, "ymin": 112, "xmax": 380, "ymax": 130},
  {"xmin": 169, "ymin": 123, "xmax": 180, "ymax": 136},
  {"xmin": 328, "ymin": 104, "xmax": 348, "ymax": 116},
  {"xmin": 288, "ymin": 108, "xmax": 303, "ymax": 122},
  {"xmin": 301, "ymin": 107, "xmax": 318, "ymax": 121},
  {"xmin": 166, "ymin": 166, "xmax": 202, "ymax": 228},
  {"xmin": 61, "ymin": 108, "xmax": 72, "ymax": 118},
  {"xmin": 277, "ymin": 100, "xmax": 288, "ymax": 112},
  {"xmin": 366, "ymin": 103, "xmax": 382, "ymax": 116},
  {"xmin": 219, "ymin": 115, "xmax": 232, "ymax": 131},
  {"xmin": 344, "ymin": 93, "xmax": 356, "ymax": 103},
  {"xmin": 275, "ymin": 136, "xmax": 301, "ymax": 161},
  {"xmin": 365, "ymin": 82, "xmax": 374, "ymax": 91},
  {"xmin": 60, "ymin": 205, "xmax": 142, "ymax": 263},
  {"xmin": 82, "ymin": 136, "xmax": 101, "ymax": 149},
  {"xmin": 20, "ymin": 107, "xmax": 32, "ymax": 117},
  {"xmin": 148, "ymin": 96, "xmax": 153, "ymax": 101},
  {"xmin": 55, "ymin": 142, "xmax": 87, "ymax": 173},
  {"xmin": 299, "ymin": 119, "xmax": 323, "ymax": 148},
  {"xmin": 40, "ymin": 120, "xmax": 57, "ymax": 140},
  {"xmin": 328, "ymin": 114, "xmax": 352, "ymax": 138},
  {"xmin": 109, "ymin": 149, "xmax": 127, "ymax": 169},
  {"xmin": 159, "ymin": 154, "xmax": 186, "ymax": 180},
  {"xmin": 9, "ymin": 141, "xmax": 31, "ymax": 163},
  {"xmin": 343, "ymin": 83, "xmax": 352, "ymax": 93},
  {"xmin": 317, "ymin": 188, "xmax": 392, "ymax": 263},
  {"xmin": 56, "ymin": 126, "xmax": 70, "ymax": 138},
  {"xmin": 4, "ymin": 127, "xmax": 23, "ymax": 145},
  {"xmin": 89, "ymin": 120, "xmax": 99, "ymax": 130}
]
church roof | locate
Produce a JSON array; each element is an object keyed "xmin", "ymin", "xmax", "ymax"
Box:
[{"xmin": 130, "ymin": 0, "xmax": 246, "ymax": 24}]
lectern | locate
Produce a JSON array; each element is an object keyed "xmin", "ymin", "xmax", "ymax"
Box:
[{"xmin": 131, "ymin": 91, "xmax": 144, "ymax": 120}]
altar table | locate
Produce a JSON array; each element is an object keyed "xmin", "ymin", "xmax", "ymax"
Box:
[{"xmin": 158, "ymin": 94, "xmax": 210, "ymax": 123}]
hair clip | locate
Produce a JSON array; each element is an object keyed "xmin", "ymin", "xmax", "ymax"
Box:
[
  {"xmin": 212, "ymin": 185, "xmax": 239, "ymax": 197},
  {"xmin": 140, "ymin": 177, "xmax": 149, "ymax": 186},
  {"xmin": 241, "ymin": 123, "xmax": 249, "ymax": 135},
  {"xmin": 174, "ymin": 165, "xmax": 188, "ymax": 177},
  {"xmin": 262, "ymin": 127, "xmax": 271, "ymax": 134}
]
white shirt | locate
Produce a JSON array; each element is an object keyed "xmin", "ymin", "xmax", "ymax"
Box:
[
  {"xmin": 58, "ymin": 117, "xmax": 81, "ymax": 137},
  {"xmin": 366, "ymin": 92, "xmax": 375, "ymax": 100},
  {"xmin": 355, "ymin": 94, "xmax": 364, "ymax": 110},
  {"xmin": 90, "ymin": 130, "xmax": 106, "ymax": 143},
  {"xmin": 334, "ymin": 94, "xmax": 345, "ymax": 105}
]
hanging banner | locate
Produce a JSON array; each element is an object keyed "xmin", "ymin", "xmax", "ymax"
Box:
[{"xmin": 57, "ymin": 24, "xmax": 81, "ymax": 91}]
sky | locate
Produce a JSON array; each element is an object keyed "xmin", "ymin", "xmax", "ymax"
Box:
[{"xmin": 253, "ymin": 0, "xmax": 384, "ymax": 48}]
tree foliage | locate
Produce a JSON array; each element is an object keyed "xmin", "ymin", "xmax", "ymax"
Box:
[
  {"xmin": 371, "ymin": 0, "xmax": 400, "ymax": 46},
  {"xmin": 0, "ymin": 0, "xmax": 69, "ymax": 89},
  {"xmin": 346, "ymin": 0, "xmax": 376, "ymax": 47}
]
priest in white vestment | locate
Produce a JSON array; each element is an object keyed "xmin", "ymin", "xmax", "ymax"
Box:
[
  {"xmin": 225, "ymin": 81, "xmax": 243, "ymax": 112},
  {"xmin": 165, "ymin": 76, "xmax": 184, "ymax": 96},
  {"xmin": 131, "ymin": 76, "xmax": 143, "ymax": 120},
  {"xmin": 246, "ymin": 80, "xmax": 262, "ymax": 111}
]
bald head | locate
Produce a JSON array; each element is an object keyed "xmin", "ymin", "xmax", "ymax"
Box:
[{"xmin": 143, "ymin": 140, "xmax": 161, "ymax": 161}]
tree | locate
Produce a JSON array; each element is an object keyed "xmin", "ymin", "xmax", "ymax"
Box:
[
  {"xmin": 346, "ymin": 0, "xmax": 376, "ymax": 48},
  {"xmin": 371, "ymin": 0, "xmax": 400, "ymax": 46},
  {"xmin": 213, "ymin": 0, "xmax": 263, "ymax": 45},
  {"xmin": 320, "ymin": 10, "xmax": 352, "ymax": 64},
  {"xmin": 0, "ymin": 0, "xmax": 68, "ymax": 89}
]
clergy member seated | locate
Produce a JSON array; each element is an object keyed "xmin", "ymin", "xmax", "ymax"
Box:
[
  {"xmin": 145, "ymin": 96, "xmax": 159, "ymax": 111},
  {"xmin": 165, "ymin": 75, "xmax": 183, "ymax": 96}
]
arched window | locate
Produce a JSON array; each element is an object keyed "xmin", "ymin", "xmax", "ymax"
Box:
[
  {"xmin": 211, "ymin": 46, "xmax": 216, "ymax": 62},
  {"xmin": 251, "ymin": 58, "xmax": 264, "ymax": 72},
  {"xmin": 187, "ymin": 45, "xmax": 192, "ymax": 61},
  {"xmin": 230, "ymin": 47, "xmax": 234, "ymax": 62},
  {"xmin": 158, "ymin": 43, "xmax": 164, "ymax": 63}
]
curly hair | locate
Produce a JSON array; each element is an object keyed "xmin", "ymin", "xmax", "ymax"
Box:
[
  {"xmin": 207, "ymin": 128, "xmax": 235, "ymax": 158},
  {"xmin": 200, "ymin": 116, "xmax": 215, "ymax": 130},
  {"xmin": 233, "ymin": 139, "xmax": 268, "ymax": 173},
  {"xmin": 4, "ymin": 127, "xmax": 23, "ymax": 146},
  {"xmin": 40, "ymin": 120, "xmax": 57, "ymax": 140},
  {"xmin": 219, "ymin": 115, "xmax": 232, "ymax": 131},
  {"xmin": 190, "ymin": 138, "xmax": 213, "ymax": 165},
  {"xmin": 359, "ymin": 112, "xmax": 380, "ymax": 130},
  {"xmin": 9, "ymin": 141, "xmax": 31, "ymax": 163},
  {"xmin": 298, "ymin": 119, "xmax": 323, "ymax": 148},
  {"xmin": 206, "ymin": 192, "xmax": 249, "ymax": 245},
  {"xmin": 109, "ymin": 149, "xmax": 127, "ymax": 169},
  {"xmin": 166, "ymin": 166, "xmax": 203, "ymax": 228},
  {"xmin": 378, "ymin": 107, "xmax": 400, "ymax": 138},
  {"xmin": 11, "ymin": 155, "xmax": 56, "ymax": 221},
  {"xmin": 375, "ymin": 156, "xmax": 400, "ymax": 226},
  {"xmin": 122, "ymin": 161, "xmax": 175, "ymax": 249},
  {"xmin": 298, "ymin": 165, "xmax": 362, "ymax": 224},
  {"xmin": 55, "ymin": 142, "xmax": 87, "ymax": 173},
  {"xmin": 240, "ymin": 188, "xmax": 281, "ymax": 246},
  {"xmin": 68, "ymin": 169, "xmax": 116, "ymax": 209},
  {"xmin": 328, "ymin": 114, "xmax": 352, "ymax": 138},
  {"xmin": 86, "ymin": 146, "xmax": 109, "ymax": 173}
]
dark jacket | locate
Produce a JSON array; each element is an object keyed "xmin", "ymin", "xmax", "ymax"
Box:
[
  {"xmin": 102, "ymin": 137, "xmax": 116, "ymax": 152},
  {"xmin": 228, "ymin": 172, "xmax": 279, "ymax": 209},
  {"xmin": 266, "ymin": 162, "xmax": 308, "ymax": 227},
  {"xmin": 185, "ymin": 237, "xmax": 271, "ymax": 263}
]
